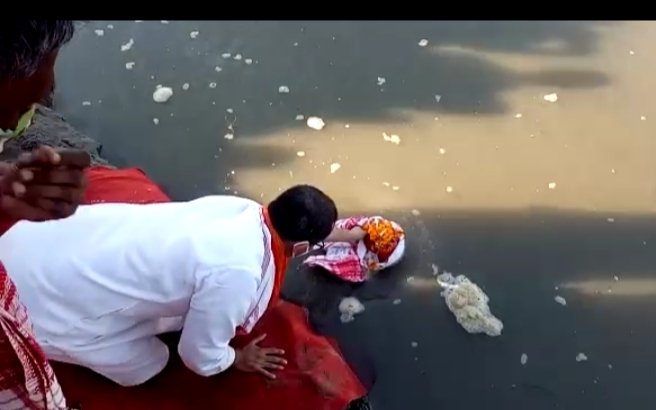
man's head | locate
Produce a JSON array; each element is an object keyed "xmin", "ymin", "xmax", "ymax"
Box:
[
  {"xmin": 0, "ymin": 21, "xmax": 75, "ymax": 133},
  {"xmin": 267, "ymin": 185, "xmax": 338, "ymax": 257}
]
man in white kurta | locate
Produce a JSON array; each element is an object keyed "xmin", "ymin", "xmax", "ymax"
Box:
[{"xmin": 0, "ymin": 195, "xmax": 278, "ymax": 387}]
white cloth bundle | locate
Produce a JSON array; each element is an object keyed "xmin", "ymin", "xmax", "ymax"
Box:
[{"xmin": 304, "ymin": 216, "xmax": 406, "ymax": 282}]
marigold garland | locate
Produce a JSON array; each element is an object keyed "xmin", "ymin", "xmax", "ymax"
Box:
[{"xmin": 362, "ymin": 218, "xmax": 404, "ymax": 259}]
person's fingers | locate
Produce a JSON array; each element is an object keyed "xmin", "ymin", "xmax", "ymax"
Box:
[
  {"xmin": 22, "ymin": 185, "xmax": 78, "ymax": 202},
  {"xmin": 33, "ymin": 146, "xmax": 61, "ymax": 165},
  {"xmin": 0, "ymin": 165, "xmax": 22, "ymax": 194},
  {"xmin": 33, "ymin": 199, "xmax": 75, "ymax": 218},
  {"xmin": 29, "ymin": 197, "xmax": 59, "ymax": 213},
  {"xmin": 19, "ymin": 169, "xmax": 33, "ymax": 182},
  {"xmin": 0, "ymin": 162, "xmax": 14, "ymax": 176},
  {"xmin": 17, "ymin": 146, "xmax": 60, "ymax": 167},
  {"xmin": 0, "ymin": 195, "xmax": 51, "ymax": 221},
  {"xmin": 11, "ymin": 181, "xmax": 26, "ymax": 197},
  {"xmin": 261, "ymin": 358, "xmax": 285, "ymax": 369},
  {"xmin": 16, "ymin": 148, "xmax": 90, "ymax": 169},
  {"xmin": 261, "ymin": 354, "xmax": 287, "ymax": 365},
  {"xmin": 57, "ymin": 149, "xmax": 91, "ymax": 169},
  {"xmin": 21, "ymin": 193, "xmax": 77, "ymax": 218},
  {"xmin": 260, "ymin": 347, "xmax": 285, "ymax": 356},
  {"xmin": 24, "ymin": 168, "xmax": 85, "ymax": 186},
  {"xmin": 255, "ymin": 366, "xmax": 277, "ymax": 379},
  {"xmin": 55, "ymin": 202, "xmax": 76, "ymax": 218},
  {"xmin": 249, "ymin": 334, "xmax": 267, "ymax": 346}
]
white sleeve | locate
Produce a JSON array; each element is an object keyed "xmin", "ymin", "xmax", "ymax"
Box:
[{"xmin": 177, "ymin": 267, "xmax": 259, "ymax": 377}]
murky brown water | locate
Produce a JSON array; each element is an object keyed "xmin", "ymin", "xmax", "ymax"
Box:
[{"xmin": 230, "ymin": 21, "xmax": 656, "ymax": 215}]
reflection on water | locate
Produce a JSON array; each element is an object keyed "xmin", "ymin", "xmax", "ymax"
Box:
[{"xmin": 562, "ymin": 277, "xmax": 656, "ymax": 296}]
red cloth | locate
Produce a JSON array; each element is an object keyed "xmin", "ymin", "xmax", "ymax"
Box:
[
  {"xmin": 82, "ymin": 166, "xmax": 171, "ymax": 205},
  {"xmin": 46, "ymin": 166, "xmax": 367, "ymax": 410},
  {"xmin": 52, "ymin": 301, "xmax": 366, "ymax": 410},
  {"xmin": 0, "ymin": 264, "xmax": 66, "ymax": 409}
]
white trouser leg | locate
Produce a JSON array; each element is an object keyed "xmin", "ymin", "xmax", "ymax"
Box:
[{"xmin": 44, "ymin": 336, "xmax": 170, "ymax": 387}]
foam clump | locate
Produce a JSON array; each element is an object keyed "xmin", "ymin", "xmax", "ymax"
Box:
[
  {"xmin": 152, "ymin": 86, "xmax": 173, "ymax": 103},
  {"xmin": 437, "ymin": 272, "xmax": 503, "ymax": 337},
  {"xmin": 338, "ymin": 297, "xmax": 365, "ymax": 323}
]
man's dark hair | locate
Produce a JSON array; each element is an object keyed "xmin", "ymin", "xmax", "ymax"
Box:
[
  {"xmin": 267, "ymin": 185, "xmax": 337, "ymax": 244},
  {"xmin": 0, "ymin": 21, "xmax": 76, "ymax": 81}
]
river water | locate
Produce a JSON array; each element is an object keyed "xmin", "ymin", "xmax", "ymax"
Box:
[{"xmin": 53, "ymin": 21, "xmax": 656, "ymax": 409}]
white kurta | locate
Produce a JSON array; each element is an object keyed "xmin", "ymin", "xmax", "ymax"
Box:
[{"xmin": 0, "ymin": 196, "xmax": 276, "ymax": 386}]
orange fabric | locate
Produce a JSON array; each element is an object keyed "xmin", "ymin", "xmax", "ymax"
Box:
[
  {"xmin": 35, "ymin": 166, "xmax": 367, "ymax": 410},
  {"xmin": 261, "ymin": 208, "xmax": 289, "ymax": 311}
]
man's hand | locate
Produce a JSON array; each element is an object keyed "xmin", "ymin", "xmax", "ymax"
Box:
[
  {"xmin": 324, "ymin": 227, "xmax": 367, "ymax": 243},
  {"xmin": 0, "ymin": 146, "xmax": 90, "ymax": 221},
  {"xmin": 234, "ymin": 334, "xmax": 287, "ymax": 379}
]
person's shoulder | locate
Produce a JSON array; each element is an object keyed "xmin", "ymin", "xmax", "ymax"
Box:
[
  {"xmin": 213, "ymin": 214, "xmax": 266, "ymax": 256},
  {"xmin": 185, "ymin": 196, "xmax": 266, "ymax": 268},
  {"xmin": 189, "ymin": 195, "xmax": 261, "ymax": 208}
]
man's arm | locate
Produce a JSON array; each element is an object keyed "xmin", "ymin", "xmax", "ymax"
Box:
[
  {"xmin": 324, "ymin": 226, "xmax": 366, "ymax": 243},
  {"xmin": 178, "ymin": 267, "xmax": 258, "ymax": 377}
]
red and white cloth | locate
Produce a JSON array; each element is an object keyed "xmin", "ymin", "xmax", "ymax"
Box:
[
  {"xmin": 303, "ymin": 216, "xmax": 406, "ymax": 282},
  {"xmin": 0, "ymin": 264, "xmax": 67, "ymax": 410}
]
